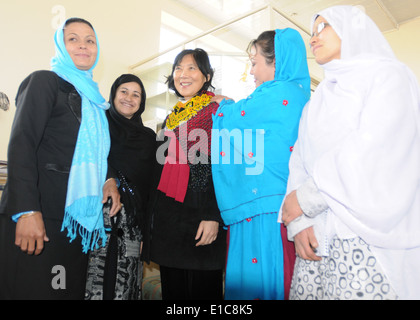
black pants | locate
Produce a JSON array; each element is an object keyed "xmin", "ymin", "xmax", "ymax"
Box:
[
  {"xmin": 0, "ymin": 215, "xmax": 88, "ymax": 300},
  {"xmin": 159, "ymin": 265, "xmax": 224, "ymax": 300}
]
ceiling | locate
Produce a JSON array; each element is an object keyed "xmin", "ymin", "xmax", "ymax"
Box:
[
  {"xmin": 173, "ymin": 0, "xmax": 420, "ymax": 34},
  {"xmin": 135, "ymin": 0, "xmax": 420, "ymax": 123},
  {"xmin": 160, "ymin": 0, "xmax": 420, "ymax": 80},
  {"xmin": 157, "ymin": 0, "xmax": 420, "ymax": 67},
  {"xmin": 133, "ymin": 0, "xmax": 420, "ymax": 70}
]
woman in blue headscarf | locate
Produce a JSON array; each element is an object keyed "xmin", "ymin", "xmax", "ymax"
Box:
[
  {"xmin": 212, "ymin": 28, "xmax": 310, "ymax": 300},
  {"xmin": 0, "ymin": 18, "xmax": 119, "ymax": 299}
]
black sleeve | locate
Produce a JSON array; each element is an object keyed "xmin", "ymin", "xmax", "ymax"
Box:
[
  {"xmin": 106, "ymin": 163, "xmax": 118, "ymax": 181},
  {"xmin": 201, "ymin": 180, "xmax": 224, "ymax": 225},
  {"xmin": 5, "ymin": 71, "xmax": 59, "ymax": 216}
]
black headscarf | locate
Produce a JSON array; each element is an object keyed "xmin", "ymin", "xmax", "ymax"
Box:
[
  {"xmin": 103, "ymin": 75, "xmax": 156, "ymax": 299},
  {"xmin": 106, "ymin": 74, "xmax": 156, "ymax": 199}
]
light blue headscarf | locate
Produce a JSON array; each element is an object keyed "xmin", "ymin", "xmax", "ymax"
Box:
[{"xmin": 51, "ymin": 19, "xmax": 110, "ymax": 253}]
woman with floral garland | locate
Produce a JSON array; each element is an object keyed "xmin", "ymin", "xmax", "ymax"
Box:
[{"xmin": 142, "ymin": 48, "xmax": 226, "ymax": 300}]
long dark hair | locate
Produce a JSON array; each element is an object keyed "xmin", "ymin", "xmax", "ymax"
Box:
[{"xmin": 166, "ymin": 48, "xmax": 215, "ymax": 98}]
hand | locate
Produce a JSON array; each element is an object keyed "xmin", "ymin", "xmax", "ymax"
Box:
[
  {"xmin": 211, "ymin": 95, "xmax": 233, "ymax": 104},
  {"xmin": 195, "ymin": 220, "xmax": 219, "ymax": 246},
  {"xmin": 102, "ymin": 178, "xmax": 121, "ymax": 217},
  {"xmin": 294, "ymin": 226, "xmax": 321, "ymax": 261},
  {"xmin": 15, "ymin": 212, "xmax": 49, "ymax": 255},
  {"xmin": 282, "ymin": 190, "xmax": 303, "ymax": 226}
]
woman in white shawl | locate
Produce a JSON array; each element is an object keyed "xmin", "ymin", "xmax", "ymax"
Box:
[{"xmin": 281, "ymin": 5, "xmax": 420, "ymax": 300}]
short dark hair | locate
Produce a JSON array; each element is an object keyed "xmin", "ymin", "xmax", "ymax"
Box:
[
  {"xmin": 247, "ymin": 30, "xmax": 276, "ymax": 65},
  {"xmin": 166, "ymin": 48, "xmax": 215, "ymax": 98},
  {"xmin": 64, "ymin": 17, "xmax": 94, "ymax": 30}
]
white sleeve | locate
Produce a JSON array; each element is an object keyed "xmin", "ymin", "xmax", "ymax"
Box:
[{"xmin": 296, "ymin": 177, "xmax": 329, "ymax": 218}]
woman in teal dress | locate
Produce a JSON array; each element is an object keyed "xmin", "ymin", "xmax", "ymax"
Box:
[{"xmin": 211, "ymin": 28, "xmax": 311, "ymax": 300}]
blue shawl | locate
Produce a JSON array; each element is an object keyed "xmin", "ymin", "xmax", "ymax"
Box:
[
  {"xmin": 211, "ymin": 28, "xmax": 311, "ymax": 225},
  {"xmin": 51, "ymin": 20, "xmax": 110, "ymax": 252}
]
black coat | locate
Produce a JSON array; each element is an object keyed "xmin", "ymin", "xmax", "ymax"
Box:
[
  {"xmin": 0, "ymin": 70, "xmax": 81, "ymax": 220},
  {"xmin": 0, "ymin": 71, "xmax": 91, "ymax": 299},
  {"xmin": 142, "ymin": 121, "xmax": 227, "ymax": 271}
]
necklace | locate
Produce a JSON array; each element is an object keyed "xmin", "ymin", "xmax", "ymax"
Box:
[{"xmin": 166, "ymin": 93, "xmax": 212, "ymax": 130}]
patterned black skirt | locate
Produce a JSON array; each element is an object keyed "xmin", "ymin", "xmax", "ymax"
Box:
[{"xmin": 85, "ymin": 199, "xmax": 142, "ymax": 300}]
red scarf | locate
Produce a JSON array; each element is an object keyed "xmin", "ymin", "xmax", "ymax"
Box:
[{"xmin": 157, "ymin": 92, "xmax": 218, "ymax": 202}]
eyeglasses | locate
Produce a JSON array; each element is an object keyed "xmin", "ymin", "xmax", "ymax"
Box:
[{"xmin": 311, "ymin": 22, "xmax": 330, "ymax": 38}]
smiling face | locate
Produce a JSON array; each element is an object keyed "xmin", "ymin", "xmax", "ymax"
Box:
[
  {"xmin": 64, "ymin": 22, "xmax": 98, "ymax": 70},
  {"xmin": 249, "ymin": 44, "xmax": 275, "ymax": 87},
  {"xmin": 172, "ymin": 54, "xmax": 209, "ymax": 101},
  {"xmin": 310, "ymin": 16, "xmax": 342, "ymax": 65},
  {"xmin": 114, "ymin": 81, "xmax": 142, "ymax": 119}
]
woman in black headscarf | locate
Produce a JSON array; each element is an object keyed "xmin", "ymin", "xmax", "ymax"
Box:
[{"xmin": 85, "ymin": 74, "xmax": 156, "ymax": 300}]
